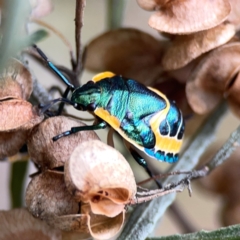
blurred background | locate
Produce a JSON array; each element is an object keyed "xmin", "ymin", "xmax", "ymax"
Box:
[{"xmin": 0, "ymin": 0, "xmax": 239, "ymax": 237}]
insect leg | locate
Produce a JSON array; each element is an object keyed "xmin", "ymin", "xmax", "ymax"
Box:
[
  {"xmin": 56, "ymin": 86, "xmax": 72, "ymax": 115},
  {"xmin": 129, "ymin": 148, "xmax": 162, "ymax": 188},
  {"xmin": 52, "ymin": 121, "xmax": 107, "ymax": 141}
]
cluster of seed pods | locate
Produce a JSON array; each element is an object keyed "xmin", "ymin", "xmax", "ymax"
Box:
[
  {"xmin": 25, "ymin": 116, "xmax": 185, "ymax": 239},
  {"xmin": 86, "ymin": 0, "xmax": 240, "ymax": 118},
  {"xmin": 0, "ymin": 59, "xmax": 43, "ymax": 160}
]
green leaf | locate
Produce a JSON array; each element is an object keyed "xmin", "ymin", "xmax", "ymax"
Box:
[
  {"xmin": 22, "ymin": 29, "xmax": 49, "ymax": 47},
  {"xmin": 147, "ymin": 224, "xmax": 240, "ymax": 240},
  {"xmin": 10, "ymin": 160, "xmax": 28, "ymax": 208},
  {"xmin": 0, "ymin": 0, "xmax": 31, "ymax": 71}
]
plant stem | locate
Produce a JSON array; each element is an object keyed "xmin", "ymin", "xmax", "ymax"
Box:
[
  {"xmin": 73, "ymin": 0, "xmax": 86, "ymax": 82},
  {"xmin": 10, "ymin": 161, "xmax": 28, "ymax": 208},
  {"xmin": 107, "ymin": 0, "xmax": 126, "ymax": 29}
]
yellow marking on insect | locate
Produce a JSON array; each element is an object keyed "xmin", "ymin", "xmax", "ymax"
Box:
[
  {"xmin": 94, "ymin": 108, "xmax": 121, "ymax": 129},
  {"xmin": 95, "ymin": 107, "xmax": 147, "ymax": 153},
  {"xmin": 155, "ymin": 136, "xmax": 182, "ymax": 153},
  {"xmin": 148, "ymin": 86, "xmax": 183, "ymax": 154},
  {"xmin": 92, "ymin": 72, "xmax": 116, "ymax": 82}
]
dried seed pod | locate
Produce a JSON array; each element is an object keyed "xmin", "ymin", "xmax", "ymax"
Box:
[
  {"xmin": 47, "ymin": 213, "xmax": 89, "ymax": 233},
  {"xmin": 0, "ymin": 131, "xmax": 28, "ymax": 159},
  {"xmin": 0, "ymin": 98, "xmax": 43, "ymax": 159},
  {"xmin": 136, "ymin": 0, "xmax": 158, "ymax": 11},
  {"xmin": 162, "ymin": 23, "xmax": 235, "ymax": 70},
  {"xmin": 27, "ymin": 116, "xmax": 99, "ymax": 169},
  {"xmin": 85, "ymin": 28, "xmax": 163, "ymax": 85},
  {"xmin": 0, "ymin": 98, "xmax": 43, "ymax": 131},
  {"xmin": 186, "ymin": 42, "xmax": 240, "ymax": 114},
  {"xmin": 26, "ymin": 170, "xmax": 79, "ymax": 221},
  {"xmin": 65, "ymin": 140, "xmax": 136, "ymax": 218},
  {"xmin": 227, "ymin": 0, "xmax": 240, "ymax": 31},
  {"xmin": 148, "ymin": 0, "xmax": 231, "ymax": 34},
  {"xmin": 87, "ymin": 209, "xmax": 124, "ymax": 240},
  {"xmin": 225, "ymin": 70, "xmax": 240, "ymax": 116},
  {"xmin": 0, "ymin": 208, "xmax": 61, "ymax": 240},
  {"xmin": 153, "ymin": 79, "xmax": 192, "ymax": 116},
  {"xmin": 0, "ymin": 59, "xmax": 33, "ymax": 100},
  {"xmin": 0, "ymin": 77, "xmax": 23, "ymax": 99}
]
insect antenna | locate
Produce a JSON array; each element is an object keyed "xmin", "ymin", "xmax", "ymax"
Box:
[
  {"xmin": 33, "ymin": 45, "xmax": 77, "ymax": 115},
  {"xmin": 33, "ymin": 45, "xmax": 75, "ymax": 90},
  {"xmin": 39, "ymin": 98, "xmax": 76, "ymax": 114}
]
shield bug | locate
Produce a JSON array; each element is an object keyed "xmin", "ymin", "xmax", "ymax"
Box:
[{"xmin": 34, "ymin": 45, "xmax": 184, "ymax": 182}]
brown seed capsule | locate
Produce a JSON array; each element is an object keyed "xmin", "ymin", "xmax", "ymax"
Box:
[
  {"xmin": 65, "ymin": 140, "xmax": 137, "ymax": 218},
  {"xmin": 0, "ymin": 77, "xmax": 23, "ymax": 100},
  {"xmin": 162, "ymin": 23, "xmax": 235, "ymax": 70},
  {"xmin": 186, "ymin": 42, "xmax": 240, "ymax": 115},
  {"xmin": 0, "ymin": 98, "xmax": 43, "ymax": 131},
  {"xmin": 47, "ymin": 212, "xmax": 89, "ymax": 233},
  {"xmin": 0, "ymin": 208, "xmax": 61, "ymax": 240},
  {"xmin": 0, "ymin": 59, "xmax": 33, "ymax": 100},
  {"xmin": 0, "ymin": 98, "xmax": 43, "ymax": 159},
  {"xmin": 136, "ymin": 0, "xmax": 160, "ymax": 11},
  {"xmin": 148, "ymin": 0, "xmax": 231, "ymax": 34},
  {"xmin": 27, "ymin": 116, "xmax": 99, "ymax": 169},
  {"xmin": 0, "ymin": 131, "xmax": 28, "ymax": 159},
  {"xmin": 86, "ymin": 207, "xmax": 125, "ymax": 240},
  {"xmin": 25, "ymin": 170, "xmax": 79, "ymax": 221},
  {"xmin": 85, "ymin": 28, "xmax": 163, "ymax": 85}
]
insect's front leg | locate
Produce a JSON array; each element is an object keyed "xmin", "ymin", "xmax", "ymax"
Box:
[{"xmin": 52, "ymin": 121, "xmax": 107, "ymax": 141}]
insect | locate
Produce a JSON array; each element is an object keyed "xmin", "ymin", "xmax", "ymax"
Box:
[{"xmin": 35, "ymin": 46, "xmax": 184, "ymax": 180}]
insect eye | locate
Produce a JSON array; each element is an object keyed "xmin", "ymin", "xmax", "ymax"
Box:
[{"xmin": 74, "ymin": 103, "xmax": 86, "ymax": 111}]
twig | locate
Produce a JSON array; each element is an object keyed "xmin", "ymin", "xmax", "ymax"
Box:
[
  {"xmin": 74, "ymin": 0, "xmax": 86, "ymax": 78},
  {"xmin": 206, "ymin": 125, "xmax": 240, "ymax": 171},
  {"xmin": 118, "ymin": 102, "xmax": 228, "ymax": 240}
]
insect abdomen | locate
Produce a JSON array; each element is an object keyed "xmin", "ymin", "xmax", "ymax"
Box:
[{"xmin": 146, "ymin": 101, "xmax": 184, "ymax": 163}]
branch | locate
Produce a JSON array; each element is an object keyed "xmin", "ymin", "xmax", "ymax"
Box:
[
  {"xmin": 107, "ymin": 0, "xmax": 126, "ymax": 29},
  {"xmin": 74, "ymin": 0, "xmax": 86, "ymax": 78},
  {"xmin": 118, "ymin": 102, "xmax": 228, "ymax": 240}
]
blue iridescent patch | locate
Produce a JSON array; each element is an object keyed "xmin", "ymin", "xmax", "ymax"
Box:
[{"xmin": 144, "ymin": 148, "xmax": 179, "ymax": 163}]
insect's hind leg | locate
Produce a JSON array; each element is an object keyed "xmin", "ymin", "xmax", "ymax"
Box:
[{"xmin": 129, "ymin": 147, "xmax": 162, "ymax": 188}]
